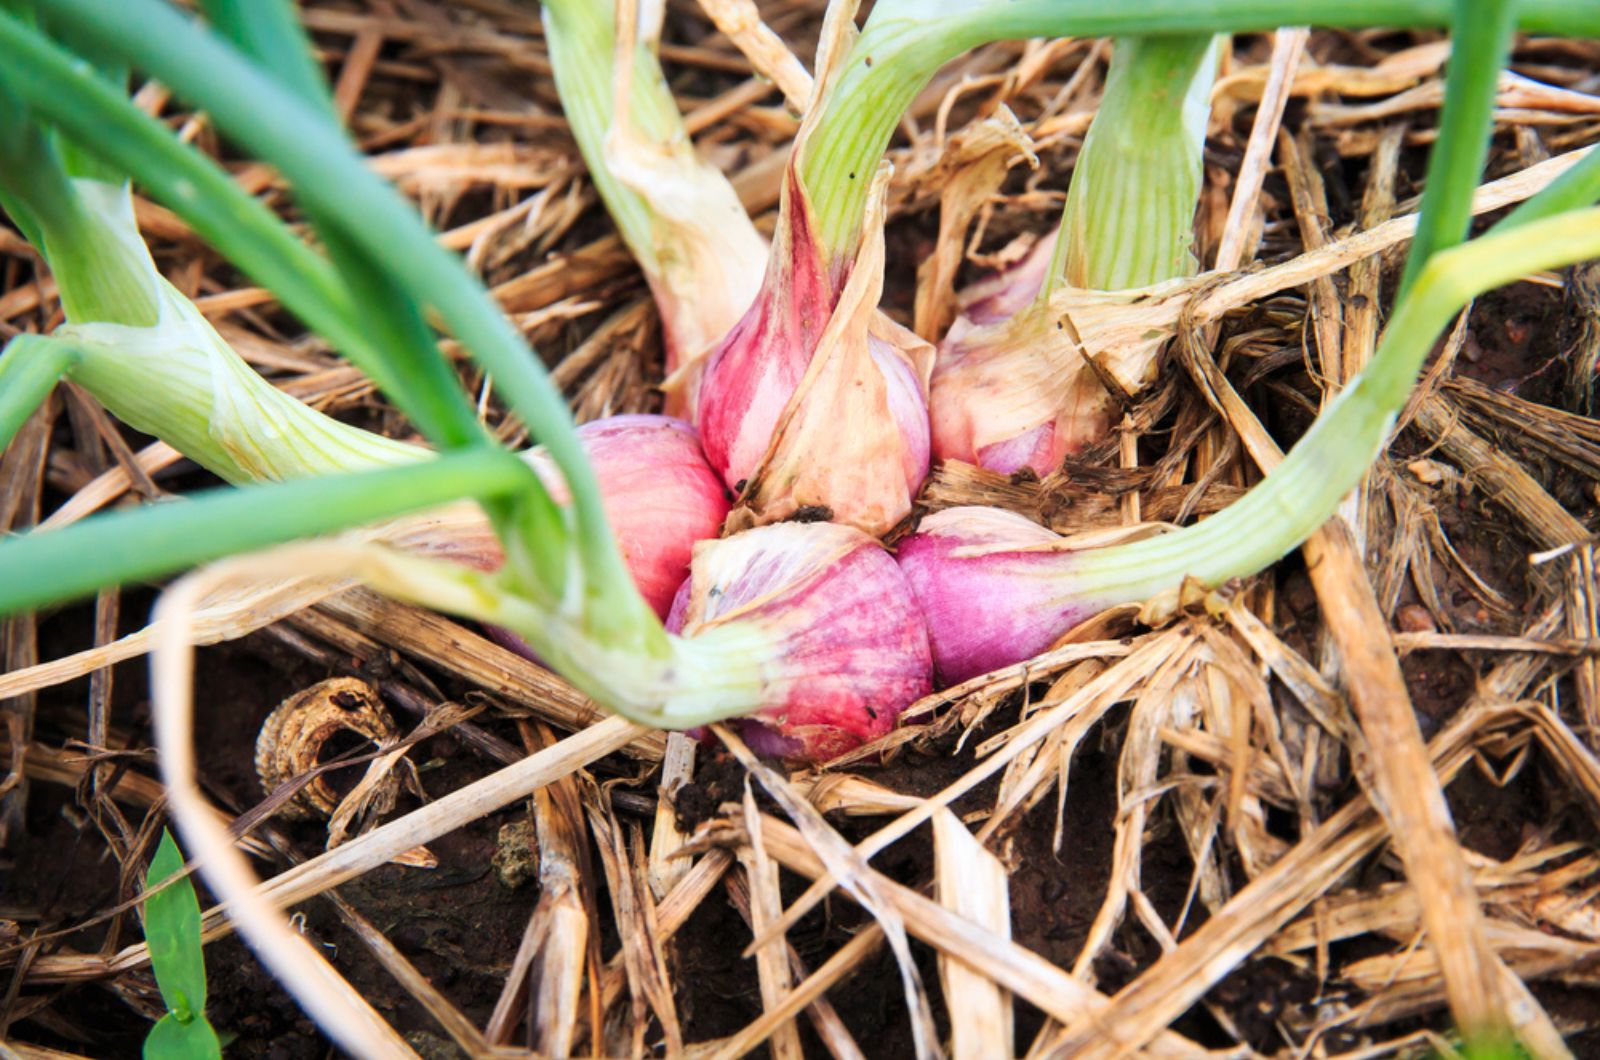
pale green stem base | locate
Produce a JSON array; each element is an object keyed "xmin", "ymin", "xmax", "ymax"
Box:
[
  {"xmin": 47, "ymin": 181, "xmax": 422, "ymax": 484},
  {"xmin": 1048, "ymin": 34, "xmax": 1217, "ymax": 295},
  {"xmin": 366, "ymin": 543, "xmax": 780, "ymax": 727}
]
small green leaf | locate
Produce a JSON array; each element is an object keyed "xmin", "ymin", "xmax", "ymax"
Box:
[
  {"xmin": 143, "ymin": 1011, "xmax": 222, "ymax": 1060},
  {"xmin": 143, "ymin": 830, "xmax": 208, "ymax": 1025}
]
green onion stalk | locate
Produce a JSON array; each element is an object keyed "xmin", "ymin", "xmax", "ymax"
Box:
[
  {"xmin": 541, "ymin": 0, "xmax": 767, "ymax": 417},
  {"xmin": 0, "ymin": 2, "xmax": 780, "ymax": 731},
  {"xmin": 3, "ymin": 176, "xmax": 424, "ymax": 484},
  {"xmin": 900, "ymin": 0, "xmax": 1600, "ymax": 685},
  {"xmin": 0, "ymin": 0, "xmax": 961, "ymax": 784},
  {"xmin": 797, "ymin": 0, "xmax": 1600, "ymax": 274},
  {"xmin": 0, "ymin": 24, "xmax": 742, "ymax": 624}
]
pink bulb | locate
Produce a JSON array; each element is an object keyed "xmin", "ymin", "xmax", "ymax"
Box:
[
  {"xmin": 697, "ymin": 173, "xmax": 834, "ymax": 492},
  {"xmin": 929, "ymin": 231, "xmax": 1115, "ymax": 478},
  {"xmin": 669, "ymin": 521, "xmax": 933, "ymax": 762},
  {"xmin": 444, "ymin": 414, "xmax": 729, "ymax": 619},
  {"xmin": 896, "ymin": 506, "xmax": 1100, "ymax": 685}
]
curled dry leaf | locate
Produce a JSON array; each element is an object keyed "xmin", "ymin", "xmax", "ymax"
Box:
[
  {"xmin": 254, "ymin": 676, "xmax": 435, "ymax": 868},
  {"xmin": 912, "ymin": 105, "xmax": 1040, "ymax": 342},
  {"xmin": 255, "ymin": 677, "xmax": 400, "ymax": 820}
]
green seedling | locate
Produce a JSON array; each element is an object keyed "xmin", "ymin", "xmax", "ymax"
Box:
[{"xmin": 142, "ymin": 830, "xmax": 221, "ymax": 1060}]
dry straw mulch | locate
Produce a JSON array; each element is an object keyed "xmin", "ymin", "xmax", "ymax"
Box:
[{"xmin": 4, "ymin": 3, "xmax": 1600, "ymax": 1057}]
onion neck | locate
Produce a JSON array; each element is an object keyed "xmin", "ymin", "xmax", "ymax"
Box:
[
  {"xmin": 1046, "ymin": 34, "xmax": 1217, "ymax": 296},
  {"xmin": 541, "ymin": 0, "xmax": 765, "ymax": 347},
  {"xmin": 39, "ymin": 180, "xmax": 162, "ymax": 327},
  {"xmin": 541, "ymin": 0, "xmax": 665, "ymax": 273},
  {"xmin": 51, "ymin": 180, "xmax": 422, "ymax": 484},
  {"xmin": 376, "ymin": 546, "xmax": 782, "ymax": 729}
]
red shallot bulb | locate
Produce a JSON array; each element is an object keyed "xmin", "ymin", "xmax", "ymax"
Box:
[
  {"xmin": 431, "ymin": 414, "xmax": 729, "ymax": 618},
  {"xmin": 929, "ymin": 231, "xmax": 1180, "ymax": 478},
  {"xmin": 929, "ymin": 234, "xmax": 1086, "ymax": 478},
  {"xmin": 896, "ymin": 506, "xmax": 1104, "ymax": 685},
  {"xmin": 667, "ymin": 520, "xmax": 933, "ymax": 762}
]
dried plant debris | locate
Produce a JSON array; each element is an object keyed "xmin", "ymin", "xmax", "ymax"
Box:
[{"xmin": 254, "ymin": 676, "xmax": 401, "ymax": 821}]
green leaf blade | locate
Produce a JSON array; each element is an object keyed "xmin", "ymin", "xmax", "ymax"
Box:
[{"xmin": 143, "ymin": 830, "xmax": 208, "ymax": 1021}]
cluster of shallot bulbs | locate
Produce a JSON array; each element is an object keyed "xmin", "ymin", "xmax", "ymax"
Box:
[{"xmin": 497, "ymin": 149, "xmax": 1120, "ymax": 766}]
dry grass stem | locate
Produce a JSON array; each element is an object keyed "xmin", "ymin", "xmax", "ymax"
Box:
[
  {"xmin": 733, "ymin": 786, "xmax": 805, "ymax": 1060},
  {"xmin": 695, "ymin": 0, "xmax": 813, "ymax": 110},
  {"xmin": 932, "ymin": 809, "xmax": 1013, "ymax": 1060}
]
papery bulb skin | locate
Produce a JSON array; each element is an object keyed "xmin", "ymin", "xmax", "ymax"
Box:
[
  {"xmin": 931, "ymin": 235, "xmax": 1183, "ymax": 478},
  {"xmin": 896, "ymin": 506, "xmax": 1100, "ymax": 686},
  {"xmin": 928, "ymin": 315, "xmax": 1096, "ymax": 478},
  {"xmin": 697, "ymin": 171, "xmax": 836, "ymax": 491},
  {"xmin": 442, "ymin": 414, "xmax": 728, "ymax": 618},
  {"xmin": 653, "ymin": 233, "xmax": 768, "ymax": 421},
  {"xmin": 668, "ymin": 522, "xmax": 934, "ymax": 762},
  {"xmin": 698, "ymin": 166, "xmax": 933, "ymax": 537},
  {"xmin": 928, "ymin": 232, "xmax": 1105, "ymax": 478},
  {"xmin": 945, "ymin": 231, "xmax": 1058, "ymax": 340},
  {"xmin": 541, "ymin": 0, "xmax": 768, "ymax": 424},
  {"xmin": 873, "ymin": 329, "xmax": 933, "ymax": 491}
]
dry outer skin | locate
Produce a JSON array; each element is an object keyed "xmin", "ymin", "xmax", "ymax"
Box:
[{"xmin": 254, "ymin": 676, "xmax": 400, "ymax": 820}]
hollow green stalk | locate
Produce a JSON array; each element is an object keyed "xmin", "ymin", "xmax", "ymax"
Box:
[
  {"xmin": 1396, "ymin": 0, "xmax": 1517, "ymax": 298},
  {"xmin": 0, "ymin": 55, "xmax": 429, "ymax": 481},
  {"xmin": 1061, "ymin": 207, "xmax": 1600, "ymax": 604},
  {"xmin": 1047, "ymin": 34, "xmax": 1218, "ymax": 296},
  {"xmin": 0, "ymin": 449, "xmax": 531, "ymax": 615},
  {"xmin": 541, "ymin": 0, "xmax": 677, "ymax": 279},
  {"xmin": 0, "ymin": 15, "xmax": 479, "ymax": 450},
  {"xmin": 797, "ymin": 0, "xmax": 1600, "ymax": 269}
]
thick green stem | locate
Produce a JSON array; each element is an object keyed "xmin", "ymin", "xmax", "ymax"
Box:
[
  {"xmin": 1048, "ymin": 34, "xmax": 1216, "ymax": 295},
  {"xmin": 195, "ymin": 0, "xmax": 333, "ymax": 116},
  {"xmin": 1498, "ymin": 146, "xmax": 1600, "ymax": 231},
  {"xmin": 541, "ymin": 0, "xmax": 767, "ymax": 376},
  {"xmin": 62, "ymin": 311, "xmax": 423, "ymax": 487},
  {"xmin": 0, "ymin": 449, "xmax": 531, "ymax": 615},
  {"xmin": 541, "ymin": 0, "xmax": 675, "ymax": 276},
  {"xmin": 797, "ymin": 0, "xmax": 1600, "ymax": 266},
  {"xmin": 0, "ymin": 16, "xmax": 457, "ymax": 437},
  {"xmin": 0, "ymin": 334, "xmax": 79, "ymax": 452},
  {"xmin": 0, "ymin": 175, "xmax": 424, "ymax": 484},
  {"xmin": 1063, "ymin": 207, "xmax": 1600, "ymax": 602}
]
